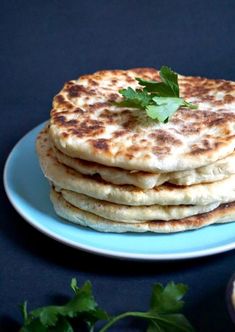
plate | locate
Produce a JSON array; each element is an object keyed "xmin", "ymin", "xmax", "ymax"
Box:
[{"xmin": 4, "ymin": 122, "xmax": 235, "ymax": 260}]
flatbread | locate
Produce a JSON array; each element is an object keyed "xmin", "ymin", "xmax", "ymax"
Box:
[
  {"xmin": 49, "ymin": 67, "xmax": 235, "ymax": 173},
  {"xmin": 60, "ymin": 188, "xmax": 219, "ymax": 222},
  {"xmin": 169, "ymin": 152, "xmax": 235, "ymax": 185},
  {"xmin": 53, "ymin": 136, "xmax": 235, "ymax": 189},
  {"xmin": 51, "ymin": 189, "xmax": 235, "ymax": 233},
  {"xmin": 36, "ymin": 128, "xmax": 235, "ymax": 206},
  {"xmin": 52, "ymin": 138, "xmax": 168, "ymax": 189}
]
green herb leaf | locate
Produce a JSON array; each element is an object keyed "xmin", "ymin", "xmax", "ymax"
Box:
[
  {"xmin": 115, "ymin": 66, "xmax": 197, "ymax": 123},
  {"xmin": 19, "ymin": 318, "xmax": 48, "ymax": 332},
  {"xmin": 136, "ymin": 67, "xmax": 179, "ymax": 97},
  {"xmin": 147, "ymin": 319, "xmax": 162, "ymax": 332},
  {"xmin": 150, "ymin": 282, "xmax": 188, "ymax": 314},
  {"xmin": 20, "ymin": 317, "xmax": 74, "ymax": 332},
  {"xmin": 160, "ymin": 66, "xmax": 179, "ymax": 97},
  {"xmin": 20, "ymin": 279, "xmax": 108, "ymax": 332},
  {"xmin": 145, "ymin": 282, "xmax": 195, "ymax": 332},
  {"xmin": 70, "ymin": 277, "xmax": 79, "ymax": 294},
  {"xmin": 116, "ymin": 87, "xmax": 152, "ymax": 109},
  {"xmin": 19, "ymin": 301, "xmax": 28, "ymax": 322},
  {"xmin": 99, "ymin": 282, "xmax": 194, "ymax": 332},
  {"xmin": 19, "ymin": 279, "xmax": 195, "ymax": 332},
  {"xmin": 146, "ymin": 97, "xmax": 184, "ymax": 123},
  {"xmin": 136, "ymin": 78, "xmax": 174, "ymax": 96}
]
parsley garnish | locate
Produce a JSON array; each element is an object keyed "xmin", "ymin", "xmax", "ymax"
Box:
[
  {"xmin": 116, "ymin": 66, "xmax": 197, "ymax": 123},
  {"xmin": 19, "ymin": 279, "xmax": 195, "ymax": 332},
  {"xmin": 19, "ymin": 278, "xmax": 109, "ymax": 332}
]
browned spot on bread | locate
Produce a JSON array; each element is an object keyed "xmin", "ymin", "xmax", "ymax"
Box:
[
  {"xmin": 53, "ymin": 94, "xmax": 74, "ymax": 110},
  {"xmin": 92, "ymin": 139, "xmax": 109, "ymax": 151},
  {"xmin": 123, "ymin": 115, "xmax": 139, "ymax": 129},
  {"xmin": 88, "ymin": 102, "xmax": 111, "ymax": 110},
  {"xmin": 108, "ymin": 93, "xmax": 120, "ymax": 102},
  {"xmin": 66, "ymin": 84, "xmax": 87, "ymax": 97},
  {"xmin": 132, "ymin": 68, "xmax": 160, "ymax": 81},
  {"xmin": 65, "ymin": 84, "xmax": 97, "ymax": 98},
  {"xmin": 73, "ymin": 108, "xmax": 84, "ymax": 114},
  {"xmin": 126, "ymin": 76, "xmax": 136, "ymax": 83},
  {"xmin": 152, "ymin": 145, "xmax": 171, "ymax": 155},
  {"xmin": 66, "ymin": 119, "xmax": 78, "ymax": 125},
  {"xmin": 88, "ymin": 79, "xmax": 98, "ymax": 86},
  {"xmin": 53, "ymin": 115, "xmax": 66, "ymax": 124},
  {"xmin": 224, "ymin": 94, "xmax": 235, "ymax": 104},
  {"xmin": 69, "ymin": 120, "xmax": 105, "ymax": 138},
  {"xmin": 149, "ymin": 130, "xmax": 181, "ymax": 146},
  {"xmin": 113, "ymin": 130, "xmax": 127, "ymax": 137},
  {"xmin": 54, "ymin": 94, "xmax": 65, "ymax": 104}
]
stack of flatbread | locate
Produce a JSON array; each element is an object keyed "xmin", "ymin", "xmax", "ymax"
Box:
[{"xmin": 36, "ymin": 68, "xmax": 235, "ymax": 233}]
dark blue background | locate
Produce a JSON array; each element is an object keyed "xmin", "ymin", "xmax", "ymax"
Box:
[{"xmin": 1, "ymin": 1, "xmax": 235, "ymax": 331}]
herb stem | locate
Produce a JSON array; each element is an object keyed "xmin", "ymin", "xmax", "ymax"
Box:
[
  {"xmin": 98, "ymin": 311, "xmax": 158, "ymax": 332},
  {"xmin": 183, "ymin": 100, "xmax": 198, "ymax": 109}
]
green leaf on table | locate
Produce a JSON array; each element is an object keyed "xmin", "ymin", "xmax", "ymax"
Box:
[
  {"xmin": 150, "ymin": 282, "xmax": 188, "ymax": 314},
  {"xmin": 145, "ymin": 282, "xmax": 195, "ymax": 332},
  {"xmin": 19, "ymin": 278, "xmax": 108, "ymax": 332}
]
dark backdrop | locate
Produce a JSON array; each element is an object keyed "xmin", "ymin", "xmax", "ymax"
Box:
[{"xmin": 1, "ymin": 1, "xmax": 235, "ymax": 331}]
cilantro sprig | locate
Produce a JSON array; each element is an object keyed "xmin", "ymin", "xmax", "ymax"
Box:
[
  {"xmin": 115, "ymin": 66, "xmax": 197, "ymax": 123},
  {"xmin": 19, "ymin": 278, "xmax": 109, "ymax": 332},
  {"xmin": 19, "ymin": 279, "xmax": 195, "ymax": 332}
]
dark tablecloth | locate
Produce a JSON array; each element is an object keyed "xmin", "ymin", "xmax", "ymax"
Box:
[{"xmin": 1, "ymin": 1, "xmax": 235, "ymax": 331}]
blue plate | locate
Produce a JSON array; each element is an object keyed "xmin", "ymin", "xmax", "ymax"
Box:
[{"xmin": 4, "ymin": 122, "xmax": 235, "ymax": 260}]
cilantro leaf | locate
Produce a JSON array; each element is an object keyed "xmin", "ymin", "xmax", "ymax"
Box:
[
  {"xmin": 19, "ymin": 318, "xmax": 48, "ymax": 332},
  {"xmin": 145, "ymin": 282, "xmax": 195, "ymax": 332},
  {"xmin": 20, "ymin": 317, "xmax": 74, "ymax": 332},
  {"xmin": 146, "ymin": 97, "xmax": 184, "ymax": 123},
  {"xmin": 115, "ymin": 66, "xmax": 197, "ymax": 123},
  {"xmin": 160, "ymin": 66, "xmax": 179, "ymax": 97},
  {"xmin": 150, "ymin": 282, "xmax": 188, "ymax": 314},
  {"xmin": 136, "ymin": 67, "xmax": 179, "ymax": 97},
  {"xmin": 136, "ymin": 78, "xmax": 174, "ymax": 96},
  {"xmin": 116, "ymin": 87, "xmax": 152, "ymax": 109}
]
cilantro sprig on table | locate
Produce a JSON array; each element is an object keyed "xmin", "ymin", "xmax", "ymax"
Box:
[
  {"xmin": 115, "ymin": 66, "xmax": 197, "ymax": 123},
  {"xmin": 19, "ymin": 278, "xmax": 195, "ymax": 332}
]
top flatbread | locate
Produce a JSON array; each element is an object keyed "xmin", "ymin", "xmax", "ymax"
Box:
[{"xmin": 49, "ymin": 68, "xmax": 235, "ymax": 172}]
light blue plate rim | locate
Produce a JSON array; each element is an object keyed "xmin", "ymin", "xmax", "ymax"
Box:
[{"xmin": 3, "ymin": 122, "xmax": 235, "ymax": 260}]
